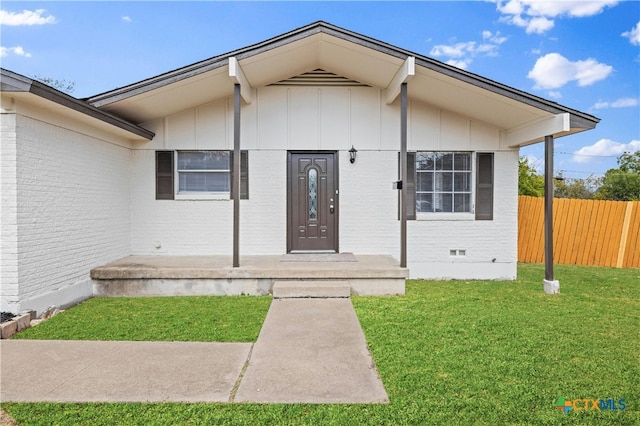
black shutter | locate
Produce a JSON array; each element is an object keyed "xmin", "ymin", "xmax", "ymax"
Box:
[
  {"xmin": 230, "ymin": 150, "xmax": 249, "ymax": 200},
  {"xmin": 475, "ymin": 152, "xmax": 494, "ymax": 220},
  {"xmin": 156, "ymin": 151, "xmax": 174, "ymax": 200},
  {"xmin": 398, "ymin": 152, "xmax": 416, "ymax": 220}
]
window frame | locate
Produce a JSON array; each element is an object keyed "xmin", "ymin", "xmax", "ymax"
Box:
[
  {"xmin": 175, "ymin": 150, "xmax": 232, "ymax": 200},
  {"xmin": 415, "ymin": 151, "xmax": 475, "ymax": 220}
]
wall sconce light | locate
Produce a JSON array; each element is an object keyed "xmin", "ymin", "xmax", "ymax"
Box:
[{"xmin": 349, "ymin": 145, "xmax": 357, "ymax": 164}]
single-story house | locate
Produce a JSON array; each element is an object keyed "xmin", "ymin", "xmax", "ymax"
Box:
[{"xmin": 1, "ymin": 21, "xmax": 599, "ymax": 315}]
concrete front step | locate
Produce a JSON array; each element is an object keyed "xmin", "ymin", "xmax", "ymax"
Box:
[{"xmin": 272, "ymin": 281, "xmax": 350, "ymax": 298}]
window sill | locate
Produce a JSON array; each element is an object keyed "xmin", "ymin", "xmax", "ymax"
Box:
[
  {"xmin": 175, "ymin": 193, "xmax": 230, "ymax": 201},
  {"xmin": 416, "ymin": 213, "xmax": 475, "ymax": 221}
]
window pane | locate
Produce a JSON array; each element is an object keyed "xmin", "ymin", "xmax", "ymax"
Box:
[
  {"xmin": 178, "ymin": 151, "xmax": 229, "ymax": 170},
  {"xmin": 417, "ymin": 172, "xmax": 433, "ymax": 192},
  {"xmin": 179, "ymin": 172, "xmax": 230, "ymax": 192},
  {"xmin": 454, "ymin": 153, "xmax": 471, "ymax": 170},
  {"xmin": 416, "ymin": 193, "xmax": 433, "ymax": 213},
  {"xmin": 308, "ymin": 168, "xmax": 317, "ymax": 220},
  {"xmin": 434, "ymin": 172, "xmax": 453, "ymax": 191},
  {"xmin": 434, "ymin": 193, "xmax": 452, "ymax": 212},
  {"xmin": 416, "ymin": 153, "xmax": 435, "ymax": 170},
  {"xmin": 436, "ymin": 153, "xmax": 453, "ymax": 170},
  {"xmin": 454, "ymin": 194, "xmax": 471, "ymax": 212},
  {"xmin": 454, "ymin": 172, "xmax": 471, "ymax": 191}
]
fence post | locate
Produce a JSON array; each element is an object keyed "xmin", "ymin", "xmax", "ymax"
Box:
[{"xmin": 616, "ymin": 201, "xmax": 634, "ymax": 268}]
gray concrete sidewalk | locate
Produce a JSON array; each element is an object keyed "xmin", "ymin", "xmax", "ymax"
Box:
[
  {"xmin": 234, "ymin": 298, "xmax": 389, "ymax": 403},
  {"xmin": 0, "ymin": 298, "xmax": 388, "ymax": 404},
  {"xmin": 0, "ymin": 340, "xmax": 251, "ymax": 402}
]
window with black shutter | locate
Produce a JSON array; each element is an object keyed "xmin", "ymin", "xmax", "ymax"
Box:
[
  {"xmin": 230, "ymin": 150, "xmax": 249, "ymax": 200},
  {"xmin": 398, "ymin": 152, "xmax": 417, "ymax": 220},
  {"xmin": 475, "ymin": 152, "xmax": 494, "ymax": 220},
  {"xmin": 155, "ymin": 151, "xmax": 174, "ymax": 200}
]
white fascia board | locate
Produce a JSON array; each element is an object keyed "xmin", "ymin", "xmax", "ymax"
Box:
[
  {"xmin": 385, "ymin": 56, "xmax": 415, "ymax": 104},
  {"xmin": 506, "ymin": 113, "xmax": 570, "ymax": 148},
  {"xmin": 228, "ymin": 57, "xmax": 252, "ymax": 104}
]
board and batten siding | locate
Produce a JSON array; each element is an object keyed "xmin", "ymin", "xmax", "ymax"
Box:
[{"xmin": 133, "ymin": 85, "xmax": 517, "ymax": 279}]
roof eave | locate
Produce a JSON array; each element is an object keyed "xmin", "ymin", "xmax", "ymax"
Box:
[
  {"xmin": 1, "ymin": 68, "xmax": 155, "ymax": 140},
  {"xmin": 84, "ymin": 21, "xmax": 600, "ymax": 131}
]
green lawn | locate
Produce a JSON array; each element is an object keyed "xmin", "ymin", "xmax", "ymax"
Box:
[
  {"xmin": 3, "ymin": 264, "xmax": 638, "ymax": 425},
  {"xmin": 12, "ymin": 296, "xmax": 271, "ymax": 342}
]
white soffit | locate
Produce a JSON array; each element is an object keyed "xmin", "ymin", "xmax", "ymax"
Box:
[
  {"xmin": 409, "ymin": 67, "xmax": 545, "ymax": 130},
  {"xmin": 100, "ymin": 67, "xmax": 230, "ymax": 122}
]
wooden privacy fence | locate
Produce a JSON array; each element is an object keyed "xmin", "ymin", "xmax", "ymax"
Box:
[{"xmin": 518, "ymin": 196, "xmax": 640, "ymax": 268}]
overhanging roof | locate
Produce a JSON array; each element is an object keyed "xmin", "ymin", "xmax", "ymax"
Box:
[
  {"xmin": 86, "ymin": 21, "xmax": 599, "ymax": 146},
  {"xmin": 1, "ymin": 68, "xmax": 154, "ymax": 141}
]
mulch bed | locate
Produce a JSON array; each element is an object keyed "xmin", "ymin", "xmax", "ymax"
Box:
[{"xmin": 1, "ymin": 312, "xmax": 16, "ymax": 323}]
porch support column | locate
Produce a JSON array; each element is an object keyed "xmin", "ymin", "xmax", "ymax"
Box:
[
  {"xmin": 233, "ymin": 84, "xmax": 241, "ymax": 267},
  {"xmin": 400, "ymin": 82, "xmax": 408, "ymax": 268},
  {"xmin": 543, "ymin": 134, "xmax": 559, "ymax": 293}
]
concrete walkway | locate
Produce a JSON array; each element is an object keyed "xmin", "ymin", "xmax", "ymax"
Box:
[{"xmin": 0, "ymin": 299, "xmax": 388, "ymax": 404}]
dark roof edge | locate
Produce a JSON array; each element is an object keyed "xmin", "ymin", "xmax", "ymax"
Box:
[
  {"xmin": 86, "ymin": 21, "xmax": 600, "ymax": 128},
  {"xmin": 1, "ymin": 68, "xmax": 155, "ymax": 140}
]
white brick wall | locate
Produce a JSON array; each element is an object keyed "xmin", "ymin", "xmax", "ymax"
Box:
[
  {"xmin": 407, "ymin": 150, "xmax": 519, "ymax": 279},
  {"xmin": 1, "ymin": 112, "xmax": 19, "ymax": 313},
  {"xmin": 10, "ymin": 115, "xmax": 131, "ymax": 314}
]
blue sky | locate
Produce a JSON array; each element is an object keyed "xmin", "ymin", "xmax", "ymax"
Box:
[{"xmin": 1, "ymin": 1, "xmax": 638, "ymax": 178}]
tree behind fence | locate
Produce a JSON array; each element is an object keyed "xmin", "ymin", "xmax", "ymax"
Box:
[{"xmin": 518, "ymin": 196, "xmax": 640, "ymax": 268}]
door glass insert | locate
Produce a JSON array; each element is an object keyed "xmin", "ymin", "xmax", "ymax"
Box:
[{"xmin": 308, "ymin": 168, "xmax": 317, "ymax": 220}]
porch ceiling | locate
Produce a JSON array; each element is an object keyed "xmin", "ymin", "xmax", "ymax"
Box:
[{"xmin": 89, "ymin": 22, "xmax": 598, "ymax": 142}]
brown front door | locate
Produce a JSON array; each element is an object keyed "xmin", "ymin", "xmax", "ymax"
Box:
[{"xmin": 288, "ymin": 152, "xmax": 338, "ymax": 252}]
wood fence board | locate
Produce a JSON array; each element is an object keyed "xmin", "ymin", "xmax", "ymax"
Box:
[
  {"xmin": 598, "ymin": 201, "xmax": 614, "ymax": 266},
  {"xmin": 623, "ymin": 202, "xmax": 640, "ymax": 268},
  {"xmin": 608, "ymin": 202, "xmax": 627, "ymax": 267},
  {"xmin": 592, "ymin": 200, "xmax": 608, "ymax": 266},
  {"xmin": 573, "ymin": 199, "xmax": 591, "ymax": 265},
  {"xmin": 531, "ymin": 196, "xmax": 544, "ymax": 263},
  {"xmin": 518, "ymin": 197, "xmax": 639, "ymax": 269},
  {"xmin": 582, "ymin": 199, "xmax": 600, "ymax": 265}
]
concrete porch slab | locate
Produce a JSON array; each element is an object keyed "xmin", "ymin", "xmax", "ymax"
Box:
[{"xmin": 91, "ymin": 255, "xmax": 407, "ymax": 296}]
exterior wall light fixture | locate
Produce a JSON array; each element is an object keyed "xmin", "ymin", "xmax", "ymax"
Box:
[{"xmin": 349, "ymin": 146, "xmax": 358, "ymax": 164}]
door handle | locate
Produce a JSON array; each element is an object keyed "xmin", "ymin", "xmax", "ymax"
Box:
[{"xmin": 330, "ymin": 205, "xmax": 334, "ymax": 214}]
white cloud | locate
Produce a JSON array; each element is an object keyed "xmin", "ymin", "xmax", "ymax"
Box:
[
  {"xmin": 527, "ymin": 53, "xmax": 613, "ymax": 89},
  {"xmin": 572, "ymin": 139, "xmax": 640, "ymax": 163},
  {"xmin": 593, "ymin": 97, "xmax": 639, "ymax": 109},
  {"xmin": 622, "ymin": 21, "xmax": 640, "ymax": 45},
  {"xmin": 446, "ymin": 59, "xmax": 472, "ymax": 70},
  {"xmin": 0, "ymin": 45, "xmax": 32, "ymax": 58},
  {"xmin": 495, "ymin": 0, "xmax": 618, "ymax": 34},
  {"xmin": 122, "ymin": 16, "xmax": 132, "ymax": 23},
  {"xmin": 548, "ymin": 91, "xmax": 562, "ymax": 99},
  {"xmin": 430, "ymin": 31, "xmax": 507, "ymax": 69},
  {"xmin": 0, "ymin": 9, "xmax": 56, "ymax": 26}
]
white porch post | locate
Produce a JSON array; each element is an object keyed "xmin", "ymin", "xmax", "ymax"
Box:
[{"xmin": 543, "ymin": 134, "xmax": 559, "ymax": 293}]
